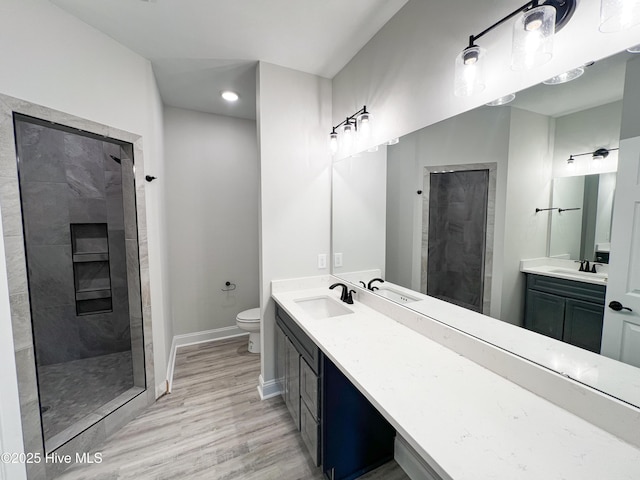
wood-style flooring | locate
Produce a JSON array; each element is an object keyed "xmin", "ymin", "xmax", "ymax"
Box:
[{"xmin": 57, "ymin": 337, "xmax": 409, "ymax": 480}]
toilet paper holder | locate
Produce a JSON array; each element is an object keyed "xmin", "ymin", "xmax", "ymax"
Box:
[{"xmin": 221, "ymin": 281, "xmax": 236, "ymax": 292}]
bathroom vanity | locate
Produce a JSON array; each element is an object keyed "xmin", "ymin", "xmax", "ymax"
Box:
[
  {"xmin": 523, "ymin": 274, "xmax": 605, "ymax": 353},
  {"xmin": 521, "ymin": 258, "xmax": 607, "ymax": 353},
  {"xmin": 275, "ymin": 304, "xmax": 395, "ymax": 479},
  {"xmin": 271, "ymin": 275, "xmax": 640, "ymax": 480}
]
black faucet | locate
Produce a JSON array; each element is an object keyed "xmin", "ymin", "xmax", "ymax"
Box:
[
  {"xmin": 591, "ymin": 263, "xmax": 602, "ymax": 273},
  {"xmin": 575, "ymin": 260, "xmax": 585, "ymax": 271},
  {"xmin": 330, "ymin": 283, "xmax": 355, "ymax": 304},
  {"xmin": 367, "ymin": 278, "xmax": 384, "ymax": 291}
]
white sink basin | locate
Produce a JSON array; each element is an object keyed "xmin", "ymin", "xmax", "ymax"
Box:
[
  {"xmin": 549, "ymin": 268, "xmax": 608, "ymax": 281},
  {"xmin": 376, "ymin": 288, "xmax": 420, "ymax": 303},
  {"xmin": 294, "ymin": 296, "xmax": 353, "ymax": 319}
]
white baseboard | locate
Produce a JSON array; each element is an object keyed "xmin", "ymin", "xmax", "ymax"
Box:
[
  {"xmin": 257, "ymin": 374, "xmax": 282, "ymax": 400},
  {"xmin": 166, "ymin": 326, "xmax": 248, "ymax": 392},
  {"xmin": 395, "ymin": 435, "xmax": 443, "ymax": 480}
]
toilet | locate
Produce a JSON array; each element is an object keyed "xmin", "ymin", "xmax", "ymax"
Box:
[{"xmin": 236, "ymin": 308, "xmax": 261, "ymax": 353}]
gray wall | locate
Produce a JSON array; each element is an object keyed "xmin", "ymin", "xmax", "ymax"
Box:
[
  {"xmin": 163, "ymin": 107, "xmax": 259, "ymax": 336},
  {"xmin": 16, "ymin": 120, "xmax": 133, "ymax": 365}
]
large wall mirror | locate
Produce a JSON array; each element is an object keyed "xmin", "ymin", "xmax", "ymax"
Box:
[{"xmin": 332, "ymin": 49, "xmax": 640, "ymax": 408}]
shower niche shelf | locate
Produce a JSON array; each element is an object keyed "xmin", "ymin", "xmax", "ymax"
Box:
[{"xmin": 71, "ymin": 223, "xmax": 113, "ymax": 316}]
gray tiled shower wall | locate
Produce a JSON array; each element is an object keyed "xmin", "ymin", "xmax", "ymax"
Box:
[{"xmin": 16, "ymin": 120, "xmax": 133, "ymax": 366}]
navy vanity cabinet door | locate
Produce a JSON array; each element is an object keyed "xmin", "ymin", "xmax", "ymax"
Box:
[
  {"xmin": 285, "ymin": 337, "xmax": 301, "ymax": 430},
  {"xmin": 276, "ymin": 324, "xmax": 286, "ymax": 399},
  {"xmin": 524, "ymin": 289, "xmax": 565, "ymax": 340},
  {"xmin": 563, "ymin": 299, "xmax": 604, "ymax": 353},
  {"xmin": 322, "ymin": 356, "xmax": 395, "ymax": 480}
]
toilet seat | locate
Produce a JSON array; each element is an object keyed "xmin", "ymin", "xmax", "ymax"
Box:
[{"xmin": 236, "ymin": 308, "xmax": 260, "ymax": 322}]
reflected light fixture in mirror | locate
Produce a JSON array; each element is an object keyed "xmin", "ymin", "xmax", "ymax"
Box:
[
  {"xmin": 599, "ymin": 0, "xmax": 640, "ymax": 33},
  {"xmin": 486, "ymin": 93, "xmax": 516, "ymax": 105},
  {"xmin": 511, "ymin": 4, "xmax": 556, "ymax": 70},
  {"xmin": 628, "ymin": 43, "xmax": 640, "ymax": 52},
  {"xmin": 543, "ymin": 66, "xmax": 585, "ymax": 84}
]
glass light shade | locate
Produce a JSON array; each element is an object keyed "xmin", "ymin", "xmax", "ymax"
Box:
[
  {"xmin": 342, "ymin": 122, "xmax": 354, "ymax": 149},
  {"xmin": 454, "ymin": 46, "xmax": 486, "ymax": 97},
  {"xmin": 329, "ymin": 132, "xmax": 338, "ymax": 154},
  {"xmin": 627, "ymin": 43, "xmax": 640, "ymax": 52},
  {"xmin": 358, "ymin": 112, "xmax": 371, "ymax": 135},
  {"xmin": 511, "ymin": 5, "xmax": 556, "ymax": 71},
  {"xmin": 486, "ymin": 93, "xmax": 516, "ymax": 106},
  {"xmin": 387, "ymin": 138, "xmax": 400, "ymax": 146},
  {"xmin": 543, "ymin": 66, "xmax": 585, "ymax": 85},
  {"xmin": 566, "ymin": 156, "xmax": 575, "ymax": 172},
  {"xmin": 600, "ymin": 0, "xmax": 640, "ymax": 32}
]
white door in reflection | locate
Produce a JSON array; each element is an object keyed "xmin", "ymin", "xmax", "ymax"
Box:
[{"xmin": 601, "ymin": 136, "xmax": 640, "ymax": 366}]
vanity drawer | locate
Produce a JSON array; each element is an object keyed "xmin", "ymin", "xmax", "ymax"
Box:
[
  {"xmin": 526, "ymin": 274, "xmax": 606, "ymax": 304},
  {"xmin": 300, "ymin": 357, "xmax": 320, "ymax": 420},
  {"xmin": 276, "ymin": 305, "xmax": 321, "ymax": 374},
  {"xmin": 300, "ymin": 401, "xmax": 320, "ymax": 466}
]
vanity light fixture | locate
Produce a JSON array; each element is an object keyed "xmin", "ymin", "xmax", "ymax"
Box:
[
  {"xmin": 566, "ymin": 147, "xmax": 618, "ymax": 167},
  {"xmin": 566, "ymin": 155, "xmax": 576, "ymax": 171},
  {"xmin": 454, "ymin": 0, "xmax": 577, "ymax": 96},
  {"xmin": 386, "ymin": 138, "xmax": 400, "ymax": 146},
  {"xmin": 486, "ymin": 93, "xmax": 516, "ymax": 106},
  {"xmin": 628, "ymin": 43, "xmax": 640, "ymax": 53},
  {"xmin": 328, "ymin": 106, "xmax": 371, "ymax": 154},
  {"xmin": 600, "ymin": 0, "xmax": 640, "ymax": 33},
  {"xmin": 221, "ymin": 90, "xmax": 239, "ymax": 102}
]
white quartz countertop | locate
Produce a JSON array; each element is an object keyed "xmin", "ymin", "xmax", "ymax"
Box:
[
  {"xmin": 272, "ymin": 283, "xmax": 640, "ymax": 480},
  {"xmin": 520, "ymin": 257, "xmax": 608, "ymax": 286}
]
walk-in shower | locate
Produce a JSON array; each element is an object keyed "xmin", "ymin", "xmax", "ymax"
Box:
[{"xmin": 14, "ymin": 114, "xmax": 146, "ymax": 453}]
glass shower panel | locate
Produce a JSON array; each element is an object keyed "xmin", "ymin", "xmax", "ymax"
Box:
[
  {"xmin": 426, "ymin": 169, "xmax": 489, "ymax": 312},
  {"xmin": 14, "ymin": 115, "xmax": 145, "ymax": 451}
]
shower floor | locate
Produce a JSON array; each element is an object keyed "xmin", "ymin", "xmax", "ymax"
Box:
[{"xmin": 38, "ymin": 351, "xmax": 135, "ymax": 445}]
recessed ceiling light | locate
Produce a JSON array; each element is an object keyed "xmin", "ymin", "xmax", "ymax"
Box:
[
  {"xmin": 486, "ymin": 93, "xmax": 516, "ymax": 106},
  {"xmin": 543, "ymin": 66, "xmax": 585, "ymax": 85},
  {"xmin": 221, "ymin": 91, "xmax": 239, "ymax": 102}
]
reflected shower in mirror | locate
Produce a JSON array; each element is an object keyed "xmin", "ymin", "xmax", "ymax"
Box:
[{"xmin": 549, "ymin": 173, "xmax": 616, "ymax": 263}]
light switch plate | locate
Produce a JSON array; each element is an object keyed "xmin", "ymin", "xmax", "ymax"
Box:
[{"xmin": 334, "ymin": 253, "xmax": 343, "ymax": 268}]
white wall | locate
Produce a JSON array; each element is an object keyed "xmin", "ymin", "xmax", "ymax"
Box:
[
  {"xmin": 0, "ymin": 0, "xmax": 171, "ymax": 444},
  {"xmin": 553, "ymin": 101, "xmax": 623, "ymax": 177},
  {"xmin": 332, "ymin": 0, "xmax": 640, "ymax": 154},
  {"xmin": 386, "ymin": 106, "xmax": 511, "ymax": 318},
  {"xmin": 257, "ymin": 62, "xmax": 332, "ymax": 393},
  {"xmin": 163, "ymin": 107, "xmax": 259, "ymax": 335},
  {"xmin": 332, "ymin": 147, "xmax": 387, "ymax": 276},
  {"xmin": 0, "ymin": 221, "xmax": 26, "ymax": 479},
  {"xmin": 502, "ymin": 108, "xmax": 554, "ymax": 324}
]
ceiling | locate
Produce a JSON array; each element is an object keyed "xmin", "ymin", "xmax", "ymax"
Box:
[
  {"xmin": 50, "ymin": 0, "xmax": 409, "ymax": 119},
  {"xmin": 508, "ymin": 50, "xmax": 633, "ymax": 118}
]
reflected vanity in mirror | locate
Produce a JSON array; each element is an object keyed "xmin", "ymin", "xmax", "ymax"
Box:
[{"xmin": 332, "ymin": 49, "xmax": 640, "ymax": 408}]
